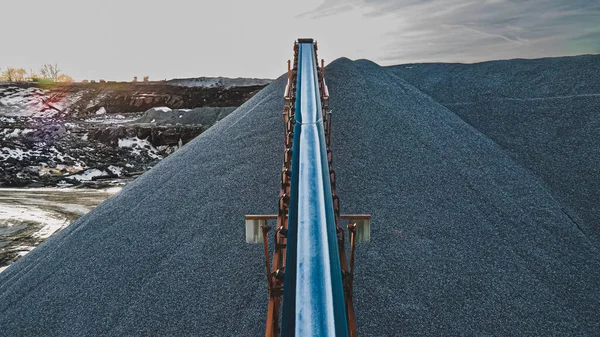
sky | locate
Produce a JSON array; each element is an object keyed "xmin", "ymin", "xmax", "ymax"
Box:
[{"xmin": 1, "ymin": 0, "xmax": 599, "ymax": 81}]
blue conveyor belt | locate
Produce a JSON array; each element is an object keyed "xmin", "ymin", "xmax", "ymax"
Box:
[{"xmin": 281, "ymin": 41, "xmax": 349, "ymax": 337}]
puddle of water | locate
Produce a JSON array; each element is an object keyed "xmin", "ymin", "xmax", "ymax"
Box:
[{"xmin": 0, "ymin": 187, "xmax": 121, "ymax": 272}]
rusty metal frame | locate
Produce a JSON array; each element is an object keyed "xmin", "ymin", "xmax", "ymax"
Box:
[
  {"xmin": 247, "ymin": 212, "xmax": 370, "ymax": 337},
  {"xmin": 258, "ymin": 42, "xmax": 300, "ymax": 337}
]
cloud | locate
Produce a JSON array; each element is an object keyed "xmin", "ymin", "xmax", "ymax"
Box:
[
  {"xmin": 2, "ymin": 0, "xmax": 597, "ymax": 80},
  {"xmin": 296, "ymin": 0, "xmax": 358, "ymax": 19},
  {"xmin": 302, "ymin": 0, "xmax": 600, "ymax": 64}
]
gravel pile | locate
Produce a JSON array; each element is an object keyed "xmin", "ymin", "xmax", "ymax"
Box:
[
  {"xmin": 134, "ymin": 106, "xmax": 237, "ymax": 126},
  {"xmin": 389, "ymin": 54, "xmax": 600, "ymax": 239},
  {"xmin": 1, "ymin": 56, "xmax": 599, "ymax": 336}
]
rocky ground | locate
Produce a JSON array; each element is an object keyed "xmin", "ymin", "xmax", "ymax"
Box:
[{"xmin": 0, "ymin": 80, "xmax": 268, "ymax": 187}]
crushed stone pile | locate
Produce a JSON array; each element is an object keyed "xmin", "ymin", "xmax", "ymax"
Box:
[
  {"xmin": 1, "ymin": 56, "xmax": 599, "ymax": 336},
  {"xmin": 134, "ymin": 106, "xmax": 236, "ymax": 126},
  {"xmin": 388, "ymin": 54, "xmax": 600, "ymax": 240}
]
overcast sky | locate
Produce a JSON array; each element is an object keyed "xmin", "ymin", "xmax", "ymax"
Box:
[{"xmin": 2, "ymin": 0, "xmax": 598, "ymax": 81}]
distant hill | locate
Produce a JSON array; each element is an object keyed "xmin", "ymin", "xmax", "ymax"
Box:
[{"xmin": 165, "ymin": 76, "xmax": 272, "ymax": 88}]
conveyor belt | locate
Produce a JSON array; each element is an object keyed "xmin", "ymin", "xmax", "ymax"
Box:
[{"xmin": 280, "ymin": 40, "xmax": 349, "ymax": 336}]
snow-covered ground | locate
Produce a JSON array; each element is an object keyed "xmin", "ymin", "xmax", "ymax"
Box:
[
  {"xmin": 83, "ymin": 113, "xmax": 139, "ymax": 124},
  {"xmin": 0, "ymin": 87, "xmax": 48, "ymax": 116},
  {"xmin": 0, "ymin": 116, "xmax": 165, "ymax": 187},
  {"xmin": 0, "ymin": 147, "xmax": 42, "ymax": 161},
  {"xmin": 0, "ymin": 80, "xmax": 261, "ymax": 187},
  {"xmin": 0, "ymin": 187, "xmax": 120, "ymax": 273}
]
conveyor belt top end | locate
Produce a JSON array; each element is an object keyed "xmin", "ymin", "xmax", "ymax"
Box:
[{"xmin": 297, "ymin": 38, "xmax": 314, "ymax": 43}]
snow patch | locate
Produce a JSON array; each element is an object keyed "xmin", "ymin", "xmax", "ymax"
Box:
[
  {"xmin": 0, "ymin": 204, "xmax": 67, "ymax": 238},
  {"xmin": 5, "ymin": 129, "xmax": 21, "ymax": 138},
  {"xmin": 33, "ymin": 222, "xmax": 68, "ymax": 239},
  {"xmin": 0, "ymin": 87, "xmax": 53, "ymax": 117},
  {"xmin": 49, "ymin": 146, "xmax": 76, "ymax": 163},
  {"xmin": 107, "ymin": 165, "xmax": 124, "ymax": 177},
  {"xmin": 0, "ymin": 117, "xmax": 16, "ymax": 123},
  {"xmin": 68, "ymin": 169, "xmax": 105, "ymax": 181},
  {"xmin": 0, "ymin": 147, "xmax": 42, "ymax": 161},
  {"xmin": 118, "ymin": 137, "xmax": 163, "ymax": 159}
]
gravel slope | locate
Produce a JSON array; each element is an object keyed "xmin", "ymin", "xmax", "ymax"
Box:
[
  {"xmin": 388, "ymin": 54, "xmax": 600, "ymax": 240},
  {"xmin": 134, "ymin": 106, "xmax": 237, "ymax": 126},
  {"xmin": 1, "ymin": 57, "xmax": 599, "ymax": 336}
]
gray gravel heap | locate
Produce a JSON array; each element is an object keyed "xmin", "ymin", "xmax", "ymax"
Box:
[
  {"xmin": 134, "ymin": 106, "xmax": 237, "ymax": 126},
  {"xmin": 388, "ymin": 54, "xmax": 600, "ymax": 240},
  {"xmin": 1, "ymin": 56, "xmax": 599, "ymax": 336}
]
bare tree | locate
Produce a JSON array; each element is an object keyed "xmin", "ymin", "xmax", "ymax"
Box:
[
  {"xmin": 1, "ymin": 67, "xmax": 17, "ymax": 81},
  {"xmin": 40, "ymin": 63, "xmax": 61, "ymax": 81},
  {"xmin": 14, "ymin": 68, "xmax": 27, "ymax": 82},
  {"xmin": 1, "ymin": 64, "xmax": 71, "ymax": 82},
  {"xmin": 28, "ymin": 68, "xmax": 40, "ymax": 81}
]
